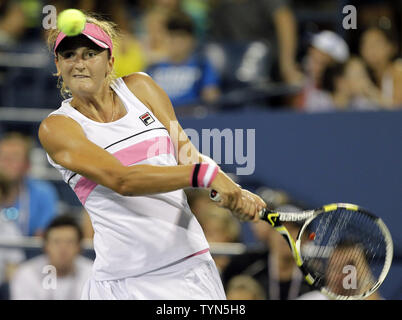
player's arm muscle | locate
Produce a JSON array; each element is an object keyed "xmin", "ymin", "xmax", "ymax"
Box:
[{"xmin": 38, "ymin": 115, "xmax": 193, "ymax": 196}]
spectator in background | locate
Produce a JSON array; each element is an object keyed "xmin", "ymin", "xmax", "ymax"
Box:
[
  {"xmin": 0, "ymin": 172, "xmax": 25, "ymax": 299},
  {"xmin": 298, "ymin": 241, "xmax": 384, "ymax": 300},
  {"xmin": 338, "ymin": 57, "xmax": 383, "ymax": 110},
  {"xmin": 0, "ymin": 133, "xmax": 58, "ymax": 237},
  {"xmin": 317, "ymin": 57, "xmax": 382, "ymax": 111},
  {"xmin": 226, "ymin": 275, "xmax": 266, "ymax": 300},
  {"xmin": 197, "ymin": 204, "xmax": 241, "ymax": 275},
  {"xmin": 186, "ymin": 188, "xmax": 241, "ymax": 274},
  {"xmin": 293, "ymin": 30, "xmax": 350, "ymax": 112},
  {"xmin": 137, "ymin": 0, "xmax": 179, "ymax": 64},
  {"xmin": 10, "ymin": 215, "xmax": 93, "ymax": 300},
  {"xmin": 146, "ymin": 11, "xmax": 221, "ymax": 107},
  {"xmin": 81, "ymin": 209, "xmax": 94, "ymax": 240},
  {"xmin": 221, "ymin": 202, "xmax": 312, "ymax": 300},
  {"xmin": 180, "ymin": 0, "xmax": 210, "ymax": 41},
  {"xmin": 0, "ymin": 0, "xmax": 26, "ymax": 49},
  {"xmin": 359, "ymin": 25, "xmax": 402, "ymax": 109},
  {"xmin": 112, "ymin": 7, "xmax": 147, "ymax": 78},
  {"xmin": 184, "ymin": 188, "xmax": 211, "ymax": 220},
  {"xmin": 138, "ymin": 0, "xmax": 210, "ymax": 44},
  {"xmin": 208, "ymin": 0, "xmax": 302, "ymax": 85}
]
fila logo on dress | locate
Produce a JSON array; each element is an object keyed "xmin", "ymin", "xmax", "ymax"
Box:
[{"xmin": 139, "ymin": 112, "xmax": 155, "ymax": 126}]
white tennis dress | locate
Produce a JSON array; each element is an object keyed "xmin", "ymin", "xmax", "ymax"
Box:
[{"xmin": 45, "ymin": 77, "xmax": 225, "ymax": 300}]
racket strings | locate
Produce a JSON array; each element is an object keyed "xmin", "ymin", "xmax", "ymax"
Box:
[{"xmin": 300, "ymin": 208, "xmax": 387, "ymax": 298}]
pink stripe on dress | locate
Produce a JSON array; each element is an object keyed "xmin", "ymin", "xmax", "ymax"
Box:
[
  {"xmin": 113, "ymin": 135, "xmax": 175, "ymax": 166},
  {"xmin": 74, "ymin": 136, "xmax": 175, "ymax": 205},
  {"xmin": 74, "ymin": 178, "xmax": 98, "ymax": 205},
  {"xmin": 185, "ymin": 248, "xmax": 210, "ymax": 259}
]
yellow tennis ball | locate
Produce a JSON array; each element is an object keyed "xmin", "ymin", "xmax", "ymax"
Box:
[{"xmin": 57, "ymin": 9, "xmax": 86, "ymax": 37}]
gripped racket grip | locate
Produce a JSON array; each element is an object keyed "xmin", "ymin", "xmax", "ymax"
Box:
[
  {"xmin": 258, "ymin": 207, "xmax": 269, "ymax": 221},
  {"xmin": 209, "ymin": 189, "xmax": 267, "ymax": 218},
  {"xmin": 210, "ymin": 189, "xmax": 221, "ymax": 202}
]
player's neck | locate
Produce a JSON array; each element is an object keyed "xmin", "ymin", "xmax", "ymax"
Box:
[{"xmin": 71, "ymin": 87, "xmax": 117, "ymax": 123}]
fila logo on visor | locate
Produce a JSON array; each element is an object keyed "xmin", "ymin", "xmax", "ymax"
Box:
[{"xmin": 139, "ymin": 112, "xmax": 155, "ymax": 126}]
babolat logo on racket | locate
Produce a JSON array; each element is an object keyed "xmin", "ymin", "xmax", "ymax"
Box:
[
  {"xmin": 267, "ymin": 213, "xmax": 280, "ymax": 227},
  {"xmin": 139, "ymin": 112, "xmax": 155, "ymax": 126}
]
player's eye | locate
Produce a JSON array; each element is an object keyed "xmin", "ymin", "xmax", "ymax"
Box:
[
  {"xmin": 60, "ymin": 51, "xmax": 75, "ymax": 59},
  {"xmin": 85, "ymin": 50, "xmax": 98, "ymax": 58}
]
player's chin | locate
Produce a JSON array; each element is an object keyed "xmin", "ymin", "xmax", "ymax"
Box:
[{"xmin": 70, "ymin": 82, "xmax": 97, "ymax": 95}]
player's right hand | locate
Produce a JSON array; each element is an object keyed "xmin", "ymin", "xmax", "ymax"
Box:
[
  {"xmin": 239, "ymin": 189, "xmax": 266, "ymax": 222},
  {"xmin": 210, "ymin": 170, "xmax": 243, "ymax": 213},
  {"xmin": 210, "ymin": 170, "xmax": 266, "ymax": 222}
]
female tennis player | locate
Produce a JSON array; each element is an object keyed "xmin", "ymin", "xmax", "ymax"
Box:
[{"xmin": 39, "ymin": 13, "xmax": 266, "ymax": 300}]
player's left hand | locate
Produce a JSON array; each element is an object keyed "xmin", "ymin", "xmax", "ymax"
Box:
[{"xmin": 232, "ymin": 189, "xmax": 267, "ymax": 222}]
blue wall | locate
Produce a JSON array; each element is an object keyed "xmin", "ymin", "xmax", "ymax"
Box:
[{"xmin": 180, "ymin": 109, "xmax": 402, "ymax": 299}]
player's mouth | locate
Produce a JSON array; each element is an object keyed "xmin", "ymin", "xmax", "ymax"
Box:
[{"xmin": 73, "ymin": 75, "xmax": 90, "ymax": 78}]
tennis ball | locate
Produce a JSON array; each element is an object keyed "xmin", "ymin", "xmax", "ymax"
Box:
[{"xmin": 57, "ymin": 9, "xmax": 86, "ymax": 37}]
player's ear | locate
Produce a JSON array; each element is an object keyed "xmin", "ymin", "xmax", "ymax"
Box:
[
  {"xmin": 107, "ymin": 55, "xmax": 114, "ymax": 75},
  {"xmin": 54, "ymin": 58, "xmax": 61, "ymax": 76}
]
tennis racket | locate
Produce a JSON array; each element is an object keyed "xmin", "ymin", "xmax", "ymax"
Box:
[{"xmin": 210, "ymin": 190, "xmax": 393, "ymax": 300}]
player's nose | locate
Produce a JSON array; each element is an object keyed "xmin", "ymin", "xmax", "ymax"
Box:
[{"xmin": 73, "ymin": 62, "xmax": 86, "ymax": 72}]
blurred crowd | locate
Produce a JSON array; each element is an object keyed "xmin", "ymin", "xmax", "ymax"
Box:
[
  {"xmin": 1, "ymin": 0, "xmax": 402, "ymax": 113},
  {"xmin": 0, "ymin": 0, "xmax": 398, "ymax": 300}
]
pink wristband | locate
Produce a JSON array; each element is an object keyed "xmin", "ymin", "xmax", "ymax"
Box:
[{"xmin": 191, "ymin": 163, "xmax": 219, "ymax": 188}]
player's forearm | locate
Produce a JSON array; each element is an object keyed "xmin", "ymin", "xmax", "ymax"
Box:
[
  {"xmin": 177, "ymin": 141, "xmax": 216, "ymax": 166},
  {"xmin": 117, "ymin": 164, "xmax": 194, "ymax": 196}
]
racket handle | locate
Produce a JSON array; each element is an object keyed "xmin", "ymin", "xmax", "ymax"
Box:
[
  {"xmin": 209, "ymin": 189, "xmax": 268, "ymax": 218},
  {"xmin": 209, "ymin": 189, "xmax": 221, "ymax": 202}
]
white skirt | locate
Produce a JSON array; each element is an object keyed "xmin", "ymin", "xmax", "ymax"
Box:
[{"xmin": 81, "ymin": 251, "xmax": 226, "ymax": 300}]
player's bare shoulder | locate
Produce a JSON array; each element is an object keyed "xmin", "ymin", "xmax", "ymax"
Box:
[
  {"xmin": 122, "ymin": 72, "xmax": 173, "ymax": 117},
  {"xmin": 38, "ymin": 114, "xmax": 83, "ymax": 155},
  {"xmin": 122, "ymin": 72, "xmax": 156, "ymax": 97}
]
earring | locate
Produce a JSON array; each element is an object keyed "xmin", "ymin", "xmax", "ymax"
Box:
[{"xmin": 56, "ymin": 76, "xmax": 62, "ymax": 89}]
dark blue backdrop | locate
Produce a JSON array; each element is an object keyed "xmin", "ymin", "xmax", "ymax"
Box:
[{"xmin": 180, "ymin": 109, "xmax": 402, "ymax": 299}]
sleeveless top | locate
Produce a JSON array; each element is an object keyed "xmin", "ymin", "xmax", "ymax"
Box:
[{"xmin": 46, "ymin": 77, "xmax": 209, "ymax": 281}]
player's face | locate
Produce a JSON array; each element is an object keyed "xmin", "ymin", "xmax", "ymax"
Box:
[{"xmin": 55, "ymin": 36, "xmax": 113, "ymax": 97}]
